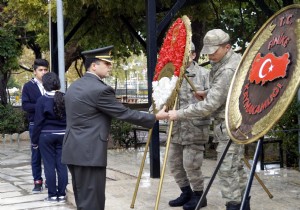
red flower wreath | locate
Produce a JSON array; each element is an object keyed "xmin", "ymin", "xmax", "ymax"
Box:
[
  {"xmin": 152, "ymin": 16, "xmax": 191, "ymax": 112},
  {"xmin": 153, "ymin": 18, "xmax": 187, "ymax": 81}
]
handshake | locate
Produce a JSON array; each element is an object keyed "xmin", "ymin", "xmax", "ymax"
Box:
[{"xmin": 155, "ymin": 105, "xmax": 178, "ymax": 121}]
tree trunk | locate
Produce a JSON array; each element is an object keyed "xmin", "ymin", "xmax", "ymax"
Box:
[
  {"xmin": 191, "ymin": 20, "xmax": 206, "ymax": 62},
  {"xmin": 0, "ymin": 72, "xmax": 8, "ymax": 105}
]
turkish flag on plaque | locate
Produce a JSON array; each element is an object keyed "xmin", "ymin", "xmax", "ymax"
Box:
[
  {"xmin": 226, "ymin": 5, "xmax": 300, "ymax": 144},
  {"xmin": 249, "ymin": 53, "xmax": 290, "ymax": 85}
]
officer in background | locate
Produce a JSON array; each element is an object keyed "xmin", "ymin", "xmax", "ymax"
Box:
[
  {"xmin": 168, "ymin": 29, "xmax": 250, "ymax": 210},
  {"xmin": 168, "ymin": 42, "xmax": 210, "ymax": 210}
]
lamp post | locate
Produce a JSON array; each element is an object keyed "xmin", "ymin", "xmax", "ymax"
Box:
[
  {"xmin": 298, "ymin": 88, "xmax": 300, "ymax": 170},
  {"xmin": 125, "ymin": 70, "xmax": 128, "ymax": 102},
  {"xmin": 124, "ymin": 66, "xmax": 128, "ymax": 102},
  {"xmin": 136, "ymin": 72, "xmax": 139, "ymax": 100},
  {"xmin": 56, "ymin": 0, "xmax": 65, "ymax": 92},
  {"xmin": 135, "ymin": 61, "xmax": 142, "ymax": 102}
]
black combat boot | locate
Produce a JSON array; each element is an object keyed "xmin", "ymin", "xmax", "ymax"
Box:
[
  {"xmin": 226, "ymin": 201, "xmax": 241, "ymax": 210},
  {"xmin": 183, "ymin": 191, "xmax": 207, "ymax": 210},
  {"xmin": 169, "ymin": 186, "xmax": 193, "ymax": 207},
  {"xmin": 244, "ymin": 196, "xmax": 251, "ymax": 210}
]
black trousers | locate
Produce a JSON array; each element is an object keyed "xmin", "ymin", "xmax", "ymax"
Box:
[{"xmin": 68, "ymin": 165, "xmax": 106, "ymax": 210}]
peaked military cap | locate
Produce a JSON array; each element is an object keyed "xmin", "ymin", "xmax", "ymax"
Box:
[{"xmin": 81, "ymin": 45, "xmax": 114, "ymax": 63}]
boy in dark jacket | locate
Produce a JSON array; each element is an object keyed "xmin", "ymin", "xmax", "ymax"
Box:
[{"xmin": 21, "ymin": 59, "xmax": 49, "ymax": 193}]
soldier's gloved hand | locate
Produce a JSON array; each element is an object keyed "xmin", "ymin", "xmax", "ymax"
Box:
[{"xmin": 32, "ymin": 144, "xmax": 38, "ymax": 150}]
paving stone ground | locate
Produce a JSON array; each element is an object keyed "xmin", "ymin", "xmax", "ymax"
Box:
[{"xmin": 1, "ymin": 135, "xmax": 300, "ymax": 210}]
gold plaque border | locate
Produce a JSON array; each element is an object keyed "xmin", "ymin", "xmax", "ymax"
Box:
[{"xmin": 225, "ymin": 4, "xmax": 300, "ymax": 144}]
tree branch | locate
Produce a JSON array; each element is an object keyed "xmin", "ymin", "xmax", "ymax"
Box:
[
  {"xmin": 120, "ymin": 15, "xmax": 146, "ymax": 49},
  {"xmin": 64, "ymin": 6, "xmax": 95, "ymax": 45},
  {"xmin": 253, "ymin": 0, "xmax": 275, "ymax": 17},
  {"xmin": 19, "ymin": 64, "xmax": 33, "ymax": 72}
]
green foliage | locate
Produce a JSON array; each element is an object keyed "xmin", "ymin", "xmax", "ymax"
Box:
[
  {"xmin": 3, "ymin": 0, "xmax": 299, "ymax": 67},
  {"xmin": 0, "ymin": 7, "xmax": 23, "ymax": 105},
  {"xmin": 110, "ymin": 118, "xmax": 135, "ymax": 148},
  {"xmin": 4, "ymin": 0, "xmax": 49, "ymax": 31},
  {"xmin": 0, "ymin": 104, "xmax": 27, "ymax": 134},
  {"xmin": 7, "ymin": 77, "xmax": 21, "ymax": 89},
  {"xmin": 4, "ymin": 0, "xmax": 49, "ymax": 49},
  {"xmin": 0, "ymin": 30, "xmax": 21, "ymax": 73},
  {"xmin": 269, "ymin": 97, "xmax": 300, "ymax": 167}
]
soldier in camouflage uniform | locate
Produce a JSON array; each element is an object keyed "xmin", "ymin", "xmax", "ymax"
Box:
[
  {"xmin": 168, "ymin": 42, "xmax": 210, "ymax": 210},
  {"xmin": 168, "ymin": 29, "xmax": 250, "ymax": 210}
]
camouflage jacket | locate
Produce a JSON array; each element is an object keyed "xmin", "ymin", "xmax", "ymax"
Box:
[
  {"xmin": 176, "ymin": 49, "xmax": 241, "ymax": 124},
  {"xmin": 171, "ymin": 61, "xmax": 210, "ymax": 145}
]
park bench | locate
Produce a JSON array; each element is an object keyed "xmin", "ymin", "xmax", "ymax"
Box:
[
  {"xmin": 260, "ymin": 138, "xmax": 284, "ymax": 170},
  {"xmin": 132, "ymin": 123, "xmax": 168, "ymax": 148}
]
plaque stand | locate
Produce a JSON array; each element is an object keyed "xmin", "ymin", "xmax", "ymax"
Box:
[
  {"xmin": 195, "ymin": 137, "xmax": 264, "ymax": 210},
  {"xmin": 240, "ymin": 137, "xmax": 263, "ymax": 210}
]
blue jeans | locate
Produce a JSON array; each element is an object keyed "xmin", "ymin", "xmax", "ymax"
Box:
[
  {"xmin": 39, "ymin": 133, "xmax": 68, "ymax": 197},
  {"xmin": 29, "ymin": 124, "xmax": 43, "ymax": 182}
]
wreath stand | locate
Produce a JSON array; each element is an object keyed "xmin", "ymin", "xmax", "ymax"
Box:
[
  {"xmin": 195, "ymin": 137, "xmax": 265, "ymax": 210},
  {"xmin": 130, "ymin": 95, "xmax": 180, "ymax": 210},
  {"xmin": 131, "ymin": 15, "xmax": 192, "ymax": 209}
]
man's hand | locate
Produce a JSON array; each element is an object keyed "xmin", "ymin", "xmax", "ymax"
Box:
[
  {"xmin": 168, "ymin": 110, "xmax": 178, "ymax": 121},
  {"xmin": 155, "ymin": 105, "xmax": 168, "ymax": 120},
  {"xmin": 194, "ymin": 90, "xmax": 207, "ymax": 101}
]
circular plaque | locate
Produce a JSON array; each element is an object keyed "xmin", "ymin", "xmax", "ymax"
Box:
[{"xmin": 226, "ymin": 5, "xmax": 300, "ymax": 144}]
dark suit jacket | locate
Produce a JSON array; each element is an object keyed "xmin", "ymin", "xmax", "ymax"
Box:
[{"xmin": 62, "ymin": 73, "xmax": 156, "ymax": 167}]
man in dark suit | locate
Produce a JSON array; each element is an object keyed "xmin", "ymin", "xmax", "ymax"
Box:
[{"xmin": 62, "ymin": 45, "xmax": 168, "ymax": 210}]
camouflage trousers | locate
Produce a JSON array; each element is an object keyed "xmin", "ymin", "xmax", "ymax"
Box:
[
  {"xmin": 168, "ymin": 143, "xmax": 205, "ymax": 191},
  {"xmin": 215, "ymin": 122, "xmax": 248, "ymax": 202}
]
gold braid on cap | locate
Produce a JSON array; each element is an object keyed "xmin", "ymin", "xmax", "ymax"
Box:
[
  {"xmin": 95, "ymin": 50, "xmax": 112, "ymax": 61},
  {"xmin": 95, "ymin": 55, "xmax": 111, "ymax": 59}
]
